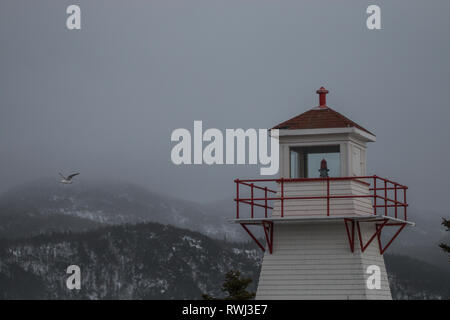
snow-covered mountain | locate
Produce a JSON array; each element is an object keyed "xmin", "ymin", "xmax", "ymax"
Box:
[
  {"xmin": 0, "ymin": 222, "xmax": 261, "ymax": 299},
  {"xmin": 0, "ymin": 178, "xmax": 244, "ymax": 241}
]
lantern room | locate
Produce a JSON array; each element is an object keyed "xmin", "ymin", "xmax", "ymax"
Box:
[{"xmin": 275, "ymin": 87, "xmax": 375, "ymax": 180}]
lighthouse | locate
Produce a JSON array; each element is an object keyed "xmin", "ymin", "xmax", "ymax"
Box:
[{"xmin": 233, "ymin": 87, "xmax": 413, "ymax": 300}]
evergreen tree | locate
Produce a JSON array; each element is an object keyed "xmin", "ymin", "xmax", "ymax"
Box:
[
  {"xmin": 202, "ymin": 270, "xmax": 256, "ymax": 300},
  {"xmin": 439, "ymin": 218, "xmax": 450, "ymax": 260}
]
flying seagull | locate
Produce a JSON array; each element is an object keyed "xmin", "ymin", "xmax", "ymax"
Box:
[{"xmin": 59, "ymin": 172, "xmax": 80, "ymax": 184}]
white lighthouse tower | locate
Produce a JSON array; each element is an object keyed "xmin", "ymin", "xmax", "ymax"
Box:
[{"xmin": 233, "ymin": 87, "xmax": 413, "ymax": 300}]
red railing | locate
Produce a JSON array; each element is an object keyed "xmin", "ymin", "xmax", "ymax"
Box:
[{"xmin": 234, "ymin": 175, "xmax": 408, "ymax": 221}]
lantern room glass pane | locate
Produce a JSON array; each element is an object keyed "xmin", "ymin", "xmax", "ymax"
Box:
[
  {"xmin": 290, "ymin": 145, "xmax": 340, "ymax": 178},
  {"xmin": 290, "ymin": 150, "xmax": 299, "ymax": 179}
]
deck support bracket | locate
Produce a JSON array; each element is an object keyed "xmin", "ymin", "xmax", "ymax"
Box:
[{"xmin": 240, "ymin": 221, "xmax": 274, "ymax": 254}]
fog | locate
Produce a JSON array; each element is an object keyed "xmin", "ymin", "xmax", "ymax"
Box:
[{"xmin": 1, "ymin": 0, "xmax": 449, "ymax": 213}]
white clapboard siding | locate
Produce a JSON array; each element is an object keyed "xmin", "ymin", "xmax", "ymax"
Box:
[
  {"xmin": 271, "ymin": 180, "xmax": 373, "ymax": 217},
  {"xmin": 255, "ymin": 222, "xmax": 392, "ymax": 300}
]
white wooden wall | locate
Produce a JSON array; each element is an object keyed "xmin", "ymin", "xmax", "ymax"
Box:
[
  {"xmin": 272, "ymin": 180, "xmax": 373, "ymax": 218},
  {"xmin": 256, "ymin": 222, "xmax": 391, "ymax": 300}
]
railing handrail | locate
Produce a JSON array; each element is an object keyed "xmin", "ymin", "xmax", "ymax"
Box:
[
  {"xmin": 234, "ymin": 175, "xmax": 408, "ymax": 221},
  {"xmin": 235, "ymin": 176, "xmax": 407, "ymax": 188}
]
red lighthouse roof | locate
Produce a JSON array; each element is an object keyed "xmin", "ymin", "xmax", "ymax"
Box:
[{"xmin": 273, "ymin": 87, "xmax": 374, "ymax": 136}]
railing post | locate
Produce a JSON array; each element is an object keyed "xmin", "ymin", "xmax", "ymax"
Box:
[
  {"xmin": 236, "ymin": 179, "xmax": 239, "ymax": 219},
  {"xmin": 251, "ymin": 183, "xmax": 254, "ymax": 219},
  {"xmin": 264, "ymin": 187, "xmax": 268, "ymax": 218},
  {"xmin": 326, "ymin": 177, "xmax": 330, "ymax": 216},
  {"xmin": 404, "ymin": 188, "xmax": 407, "ymax": 221},
  {"xmin": 280, "ymin": 178, "xmax": 284, "ymax": 218},
  {"xmin": 373, "ymin": 176, "xmax": 377, "ymax": 215},
  {"xmin": 384, "ymin": 180, "xmax": 388, "ymax": 216},
  {"xmin": 394, "ymin": 184, "xmax": 398, "ymax": 219}
]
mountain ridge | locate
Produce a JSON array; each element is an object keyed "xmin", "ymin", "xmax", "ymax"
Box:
[{"xmin": 0, "ymin": 177, "xmax": 245, "ymax": 241}]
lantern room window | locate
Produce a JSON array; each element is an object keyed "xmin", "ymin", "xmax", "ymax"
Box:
[{"xmin": 290, "ymin": 145, "xmax": 340, "ymax": 178}]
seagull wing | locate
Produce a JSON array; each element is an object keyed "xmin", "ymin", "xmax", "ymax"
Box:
[
  {"xmin": 67, "ymin": 173, "xmax": 80, "ymax": 180},
  {"xmin": 59, "ymin": 173, "xmax": 67, "ymax": 179}
]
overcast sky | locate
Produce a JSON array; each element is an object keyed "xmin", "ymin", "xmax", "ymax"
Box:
[{"xmin": 1, "ymin": 1, "xmax": 449, "ymax": 213}]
